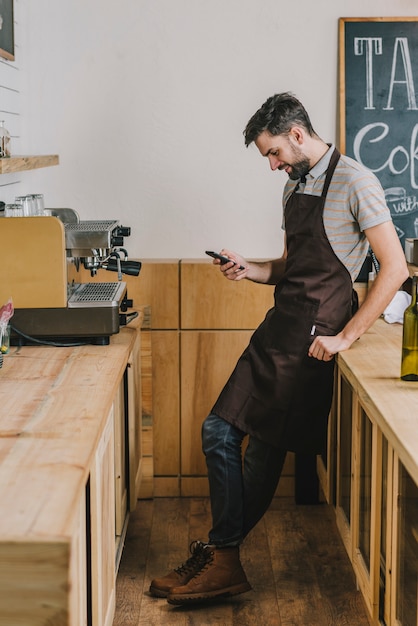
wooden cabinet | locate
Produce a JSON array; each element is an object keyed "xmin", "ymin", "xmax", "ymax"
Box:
[
  {"xmin": 136, "ymin": 259, "xmax": 298, "ymax": 497},
  {"xmin": 89, "ymin": 333, "xmax": 145, "ymax": 626},
  {"xmin": 137, "ymin": 260, "xmax": 278, "ymax": 496},
  {"xmin": 318, "ymin": 319, "xmax": 418, "ymax": 626},
  {"xmin": 0, "ymin": 316, "xmax": 147, "ymax": 626}
]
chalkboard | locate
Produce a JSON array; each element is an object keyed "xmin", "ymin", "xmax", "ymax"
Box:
[
  {"xmin": 339, "ymin": 17, "xmax": 418, "ymax": 252},
  {"xmin": 0, "ymin": 0, "xmax": 14, "ymax": 61}
]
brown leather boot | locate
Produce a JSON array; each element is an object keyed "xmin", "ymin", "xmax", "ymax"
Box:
[
  {"xmin": 167, "ymin": 545, "xmax": 252, "ymax": 604},
  {"xmin": 149, "ymin": 541, "xmax": 211, "ymax": 598}
]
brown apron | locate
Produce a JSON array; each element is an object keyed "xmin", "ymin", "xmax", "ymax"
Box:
[{"xmin": 212, "ymin": 148, "xmax": 356, "ymax": 454}]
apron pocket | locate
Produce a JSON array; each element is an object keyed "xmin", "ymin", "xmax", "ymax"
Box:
[{"xmin": 253, "ymin": 296, "xmax": 319, "ymax": 356}]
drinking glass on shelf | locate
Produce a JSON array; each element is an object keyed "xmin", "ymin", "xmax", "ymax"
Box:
[
  {"xmin": 32, "ymin": 194, "xmax": 45, "ymax": 216},
  {"xmin": 5, "ymin": 202, "xmax": 23, "ymax": 217},
  {"xmin": 14, "ymin": 196, "xmax": 25, "ymax": 212},
  {"xmin": 15, "ymin": 195, "xmax": 34, "ymax": 216}
]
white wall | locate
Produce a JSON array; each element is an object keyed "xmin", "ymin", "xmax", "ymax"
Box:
[
  {"xmin": 2, "ymin": 0, "xmax": 417, "ymax": 259},
  {"xmin": 0, "ymin": 0, "xmax": 23, "ymax": 197}
]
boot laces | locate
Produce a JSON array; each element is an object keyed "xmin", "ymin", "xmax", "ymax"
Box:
[
  {"xmin": 174, "ymin": 540, "xmax": 210, "ymax": 576},
  {"xmin": 186, "ymin": 545, "xmax": 215, "ymax": 580}
]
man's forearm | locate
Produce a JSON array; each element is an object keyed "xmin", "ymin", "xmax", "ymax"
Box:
[
  {"xmin": 340, "ymin": 262, "xmax": 409, "ymax": 346},
  {"xmin": 246, "ymin": 257, "xmax": 287, "ymax": 285}
]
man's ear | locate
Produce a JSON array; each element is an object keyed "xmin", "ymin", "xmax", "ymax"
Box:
[{"xmin": 289, "ymin": 126, "xmax": 304, "ymax": 145}]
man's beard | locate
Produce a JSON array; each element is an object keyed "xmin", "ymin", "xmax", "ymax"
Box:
[
  {"xmin": 287, "ymin": 144, "xmax": 310, "ymax": 180},
  {"xmin": 288, "ymin": 158, "xmax": 310, "ymax": 180}
]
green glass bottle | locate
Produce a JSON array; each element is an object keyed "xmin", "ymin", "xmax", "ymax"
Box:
[{"xmin": 401, "ymin": 272, "xmax": 418, "ymax": 381}]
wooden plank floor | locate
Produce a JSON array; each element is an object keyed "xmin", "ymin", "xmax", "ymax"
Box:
[{"xmin": 113, "ymin": 497, "xmax": 371, "ymax": 626}]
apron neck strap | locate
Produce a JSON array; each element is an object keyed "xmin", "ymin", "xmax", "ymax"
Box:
[{"xmin": 321, "ymin": 147, "xmax": 340, "ymax": 198}]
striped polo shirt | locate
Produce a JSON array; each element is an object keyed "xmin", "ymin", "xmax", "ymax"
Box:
[{"xmin": 282, "ymin": 145, "xmax": 392, "ymax": 281}]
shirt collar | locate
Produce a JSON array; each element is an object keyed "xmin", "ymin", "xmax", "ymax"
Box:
[{"xmin": 307, "ymin": 144, "xmax": 334, "ymax": 180}]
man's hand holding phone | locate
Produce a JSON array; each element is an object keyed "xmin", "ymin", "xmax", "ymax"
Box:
[{"xmin": 205, "ymin": 250, "xmax": 248, "ymax": 280}]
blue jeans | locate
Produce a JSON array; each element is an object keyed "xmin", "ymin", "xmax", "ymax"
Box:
[{"xmin": 202, "ymin": 413, "xmax": 287, "ymax": 547}]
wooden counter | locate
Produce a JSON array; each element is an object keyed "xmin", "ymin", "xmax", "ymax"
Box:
[
  {"xmin": 323, "ymin": 316, "xmax": 418, "ymax": 625},
  {"xmin": 0, "ymin": 313, "xmax": 145, "ymax": 626}
]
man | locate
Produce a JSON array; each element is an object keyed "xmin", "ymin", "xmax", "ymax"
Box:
[{"xmin": 149, "ymin": 92, "xmax": 409, "ymax": 605}]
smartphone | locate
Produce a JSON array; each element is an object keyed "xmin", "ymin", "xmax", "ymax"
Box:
[{"xmin": 205, "ymin": 250, "xmax": 245, "ymax": 270}]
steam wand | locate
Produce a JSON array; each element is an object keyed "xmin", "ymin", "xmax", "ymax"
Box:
[{"xmin": 108, "ymin": 252, "xmax": 122, "ymax": 281}]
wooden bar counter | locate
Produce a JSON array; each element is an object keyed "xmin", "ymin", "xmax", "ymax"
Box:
[
  {"xmin": 0, "ymin": 313, "xmax": 145, "ymax": 626},
  {"xmin": 321, "ymin": 316, "xmax": 418, "ymax": 625}
]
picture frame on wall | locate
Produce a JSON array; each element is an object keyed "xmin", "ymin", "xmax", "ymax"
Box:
[
  {"xmin": 339, "ymin": 17, "xmax": 418, "ymax": 250},
  {"xmin": 0, "ymin": 0, "xmax": 14, "ymax": 61}
]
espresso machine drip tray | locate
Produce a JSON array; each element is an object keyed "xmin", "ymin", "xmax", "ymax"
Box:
[
  {"xmin": 68, "ymin": 282, "xmax": 127, "ymax": 308},
  {"xmin": 12, "ymin": 281, "xmax": 128, "ymax": 345}
]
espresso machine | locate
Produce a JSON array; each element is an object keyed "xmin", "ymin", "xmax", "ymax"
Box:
[{"xmin": 0, "ymin": 209, "xmax": 141, "ymax": 345}]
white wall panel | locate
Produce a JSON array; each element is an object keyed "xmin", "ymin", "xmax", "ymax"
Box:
[
  {"xmin": 0, "ymin": 0, "xmax": 22, "ymax": 200},
  {"xmin": 4, "ymin": 0, "xmax": 418, "ymax": 257}
]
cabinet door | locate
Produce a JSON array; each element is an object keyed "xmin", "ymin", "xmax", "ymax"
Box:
[
  {"xmin": 133, "ymin": 261, "xmax": 179, "ymax": 329},
  {"xmin": 137, "ymin": 327, "xmax": 154, "ymax": 499},
  {"xmin": 127, "ymin": 333, "xmax": 143, "ymax": 508},
  {"xmin": 180, "ymin": 261, "xmax": 274, "ymax": 329},
  {"xmin": 90, "ymin": 408, "xmax": 116, "ymax": 626},
  {"xmin": 335, "ymin": 371, "xmax": 354, "ymax": 555},
  {"xmin": 113, "ymin": 379, "xmax": 128, "ymax": 542},
  {"xmin": 391, "ymin": 458, "xmax": 418, "ymax": 626},
  {"xmin": 152, "ymin": 331, "xmax": 180, "ymax": 482},
  {"xmin": 352, "ymin": 407, "xmax": 382, "ymax": 622},
  {"xmin": 180, "ymin": 330, "xmax": 253, "ymax": 476},
  {"xmin": 69, "ymin": 493, "xmax": 88, "ymax": 626}
]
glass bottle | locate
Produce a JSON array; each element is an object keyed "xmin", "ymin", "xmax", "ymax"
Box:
[
  {"xmin": 0, "ymin": 121, "xmax": 11, "ymax": 158},
  {"xmin": 401, "ymin": 272, "xmax": 418, "ymax": 381}
]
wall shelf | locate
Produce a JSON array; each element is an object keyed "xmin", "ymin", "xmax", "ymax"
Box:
[{"xmin": 0, "ymin": 155, "xmax": 59, "ymax": 174}]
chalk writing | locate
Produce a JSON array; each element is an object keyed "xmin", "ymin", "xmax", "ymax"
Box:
[{"xmin": 343, "ymin": 19, "xmax": 418, "ymax": 248}]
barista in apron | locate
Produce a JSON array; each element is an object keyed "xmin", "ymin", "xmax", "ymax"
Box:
[
  {"xmin": 212, "ymin": 147, "xmax": 356, "ymax": 455},
  {"xmin": 156, "ymin": 148, "xmax": 358, "ymax": 606},
  {"xmin": 150, "ymin": 93, "xmax": 407, "ymax": 606}
]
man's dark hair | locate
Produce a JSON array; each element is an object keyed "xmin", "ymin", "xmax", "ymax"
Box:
[{"xmin": 244, "ymin": 92, "xmax": 317, "ymax": 147}]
